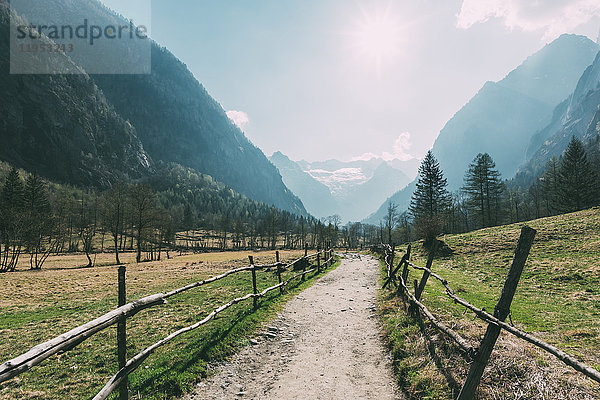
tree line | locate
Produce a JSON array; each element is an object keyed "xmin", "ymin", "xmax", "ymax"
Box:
[
  {"xmin": 0, "ymin": 162, "xmax": 344, "ymax": 273},
  {"xmin": 382, "ymin": 135, "xmax": 600, "ymax": 245}
]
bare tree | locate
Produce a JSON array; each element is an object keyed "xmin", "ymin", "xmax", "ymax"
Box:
[
  {"xmin": 101, "ymin": 182, "xmax": 128, "ymax": 265},
  {"xmin": 384, "ymin": 202, "xmax": 398, "ymax": 245},
  {"xmin": 128, "ymin": 184, "xmax": 159, "ymax": 263}
]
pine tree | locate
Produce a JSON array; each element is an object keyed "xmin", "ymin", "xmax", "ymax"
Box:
[
  {"xmin": 541, "ymin": 157, "xmax": 560, "ymax": 215},
  {"xmin": 23, "ymin": 173, "xmax": 53, "ymax": 269},
  {"xmin": 0, "ymin": 167, "xmax": 25, "ymax": 272},
  {"xmin": 556, "ymin": 136, "xmax": 599, "ymax": 213},
  {"xmin": 462, "ymin": 153, "xmax": 504, "ymax": 228},
  {"xmin": 409, "ymin": 151, "xmax": 451, "ymax": 243}
]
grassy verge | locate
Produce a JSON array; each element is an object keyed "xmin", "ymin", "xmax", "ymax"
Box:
[
  {"xmin": 0, "ymin": 250, "xmax": 340, "ymax": 400},
  {"xmin": 377, "ymin": 207, "xmax": 600, "ymax": 399}
]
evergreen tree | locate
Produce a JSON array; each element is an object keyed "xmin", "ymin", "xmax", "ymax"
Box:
[
  {"xmin": 23, "ymin": 174, "xmax": 53, "ymax": 269},
  {"xmin": 556, "ymin": 136, "xmax": 599, "ymax": 213},
  {"xmin": 0, "ymin": 167, "xmax": 25, "ymax": 272},
  {"xmin": 409, "ymin": 151, "xmax": 451, "ymax": 243},
  {"xmin": 541, "ymin": 157, "xmax": 560, "ymax": 215},
  {"xmin": 462, "ymin": 153, "xmax": 504, "ymax": 228}
]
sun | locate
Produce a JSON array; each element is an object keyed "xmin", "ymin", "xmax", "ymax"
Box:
[{"xmin": 350, "ymin": 6, "xmax": 404, "ymax": 73}]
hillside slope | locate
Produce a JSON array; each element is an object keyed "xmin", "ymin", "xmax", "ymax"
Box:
[
  {"xmin": 269, "ymin": 152, "xmax": 339, "ymax": 218},
  {"xmin": 433, "ymin": 34, "xmax": 599, "ymax": 189},
  {"xmin": 3, "ymin": 0, "xmax": 305, "ymax": 214},
  {"xmin": 0, "ymin": 1, "xmax": 151, "ymax": 188},
  {"xmin": 366, "ymin": 35, "xmax": 599, "ymax": 223},
  {"xmin": 275, "ymin": 154, "xmax": 411, "ymax": 222},
  {"xmin": 380, "ymin": 207, "xmax": 600, "ymax": 399},
  {"xmin": 516, "ymin": 50, "xmax": 600, "ymax": 185}
]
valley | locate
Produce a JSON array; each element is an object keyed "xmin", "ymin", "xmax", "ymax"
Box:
[{"xmin": 1, "ymin": 0, "xmax": 600, "ymax": 399}]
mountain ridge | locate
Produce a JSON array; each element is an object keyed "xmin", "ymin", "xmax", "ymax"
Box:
[
  {"xmin": 365, "ymin": 34, "xmax": 600, "ymax": 224},
  {"xmin": 0, "ymin": 0, "xmax": 306, "ymax": 215}
]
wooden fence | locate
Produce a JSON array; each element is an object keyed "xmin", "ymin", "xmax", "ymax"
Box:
[
  {"xmin": 0, "ymin": 246, "xmax": 336, "ymax": 400},
  {"xmin": 376, "ymin": 226, "xmax": 600, "ymax": 399}
]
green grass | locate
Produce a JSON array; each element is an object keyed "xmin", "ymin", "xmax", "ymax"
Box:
[
  {"xmin": 377, "ymin": 207, "xmax": 600, "ymax": 399},
  {"xmin": 0, "ymin": 251, "xmax": 340, "ymax": 400}
]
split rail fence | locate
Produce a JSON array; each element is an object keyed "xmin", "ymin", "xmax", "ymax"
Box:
[
  {"xmin": 0, "ymin": 246, "xmax": 335, "ymax": 400},
  {"xmin": 376, "ymin": 226, "xmax": 600, "ymax": 399}
]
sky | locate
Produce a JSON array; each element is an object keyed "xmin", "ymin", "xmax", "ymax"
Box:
[{"xmin": 101, "ymin": 0, "xmax": 600, "ymax": 163}]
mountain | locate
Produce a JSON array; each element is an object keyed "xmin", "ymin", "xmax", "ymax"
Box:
[
  {"xmin": 274, "ymin": 154, "xmax": 411, "ymax": 222},
  {"xmin": 515, "ymin": 50, "xmax": 600, "ymax": 185},
  {"xmin": 433, "ymin": 34, "xmax": 599, "ymax": 190},
  {"xmin": 3, "ymin": 0, "xmax": 305, "ymax": 215},
  {"xmin": 269, "ymin": 152, "xmax": 338, "ymax": 218},
  {"xmin": 343, "ymin": 162, "xmax": 411, "ymax": 221},
  {"xmin": 366, "ymin": 34, "xmax": 599, "ymax": 224},
  {"xmin": 0, "ymin": 1, "xmax": 150, "ymax": 188}
]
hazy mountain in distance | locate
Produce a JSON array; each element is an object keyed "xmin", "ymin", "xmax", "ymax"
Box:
[
  {"xmin": 10, "ymin": 0, "xmax": 306, "ymax": 215},
  {"xmin": 277, "ymin": 154, "xmax": 411, "ymax": 222},
  {"xmin": 269, "ymin": 152, "xmax": 338, "ymax": 218},
  {"xmin": 366, "ymin": 34, "xmax": 599, "ymax": 224},
  {"xmin": 387, "ymin": 158, "xmax": 421, "ymax": 180},
  {"xmin": 341, "ymin": 162, "xmax": 411, "ymax": 221},
  {"xmin": 515, "ymin": 50, "xmax": 600, "ymax": 185},
  {"xmin": 433, "ymin": 34, "xmax": 599, "ymax": 190},
  {"xmin": 298, "ymin": 157, "xmax": 419, "ymax": 183}
]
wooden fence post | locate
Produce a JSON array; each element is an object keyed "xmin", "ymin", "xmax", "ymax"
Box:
[
  {"xmin": 458, "ymin": 226, "xmax": 536, "ymax": 400},
  {"xmin": 317, "ymin": 246, "xmax": 321, "ymax": 273},
  {"xmin": 302, "ymin": 245, "xmax": 308, "ymax": 282},
  {"xmin": 248, "ymin": 256, "xmax": 258, "ymax": 309},
  {"xmin": 399, "ymin": 245, "xmax": 412, "ymax": 296},
  {"xmin": 382, "ymin": 244, "xmax": 410, "ymax": 290},
  {"xmin": 415, "ymin": 240, "xmax": 439, "ymax": 301},
  {"xmin": 117, "ymin": 266, "xmax": 128, "ymax": 400},
  {"xmin": 276, "ymin": 251, "xmax": 283, "ymax": 294}
]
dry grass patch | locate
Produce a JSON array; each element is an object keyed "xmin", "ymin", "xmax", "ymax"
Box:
[
  {"xmin": 0, "ymin": 249, "xmax": 330, "ymax": 399},
  {"xmin": 377, "ymin": 207, "xmax": 600, "ymax": 399}
]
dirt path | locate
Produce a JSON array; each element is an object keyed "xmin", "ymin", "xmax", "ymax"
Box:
[{"xmin": 184, "ymin": 253, "xmax": 401, "ymax": 400}]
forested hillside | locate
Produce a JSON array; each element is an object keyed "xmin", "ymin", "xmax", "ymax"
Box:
[
  {"xmin": 0, "ymin": 0, "xmax": 305, "ymax": 215},
  {"xmin": 0, "ymin": 1, "xmax": 151, "ymax": 188}
]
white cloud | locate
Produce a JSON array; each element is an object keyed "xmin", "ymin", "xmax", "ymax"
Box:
[
  {"xmin": 352, "ymin": 132, "xmax": 415, "ymax": 162},
  {"xmin": 456, "ymin": 0, "xmax": 600, "ymax": 41},
  {"xmin": 226, "ymin": 110, "xmax": 249, "ymax": 130}
]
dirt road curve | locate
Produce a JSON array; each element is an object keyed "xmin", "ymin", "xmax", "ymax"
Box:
[{"xmin": 183, "ymin": 253, "xmax": 402, "ymax": 400}]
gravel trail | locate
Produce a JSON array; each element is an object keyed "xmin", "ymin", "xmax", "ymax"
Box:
[{"xmin": 183, "ymin": 253, "xmax": 401, "ymax": 400}]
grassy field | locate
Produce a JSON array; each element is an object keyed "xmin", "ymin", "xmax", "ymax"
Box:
[
  {"xmin": 378, "ymin": 207, "xmax": 600, "ymax": 400},
  {"xmin": 0, "ymin": 249, "xmax": 339, "ymax": 399}
]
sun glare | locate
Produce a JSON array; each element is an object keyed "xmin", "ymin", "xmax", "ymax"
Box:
[{"xmin": 351, "ymin": 6, "xmax": 404, "ymax": 74}]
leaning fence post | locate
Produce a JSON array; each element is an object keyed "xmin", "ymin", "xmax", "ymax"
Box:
[
  {"xmin": 249, "ymin": 256, "xmax": 258, "ymax": 309},
  {"xmin": 458, "ymin": 226, "xmax": 536, "ymax": 400},
  {"xmin": 382, "ymin": 244, "xmax": 410, "ymax": 290},
  {"xmin": 399, "ymin": 245, "xmax": 412, "ymax": 296},
  {"xmin": 276, "ymin": 251, "xmax": 283, "ymax": 294},
  {"xmin": 415, "ymin": 240, "xmax": 439, "ymax": 301},
  {"xmin": 117, "ymin": 266, "xmax": 128, "ymax": 400}
]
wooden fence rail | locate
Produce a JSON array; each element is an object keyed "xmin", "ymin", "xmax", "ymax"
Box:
[
  {"xmin": 377, "ymin": 227, "xmax": 600, "ymax": 398},
  {"xmin": 0, "ymin": 248, "xmax": 336, "ymax": 400}
]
